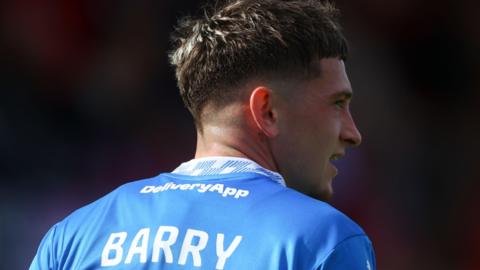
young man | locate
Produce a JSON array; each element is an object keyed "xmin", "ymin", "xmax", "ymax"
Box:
[{"xmin": 30, "ymin": 0, "xmax": 375, "ymax": 269}]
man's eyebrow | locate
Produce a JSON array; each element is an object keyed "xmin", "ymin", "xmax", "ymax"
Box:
[{"xmin": 331, "ymin": 90, "xmax": 353, "ymax": 100}]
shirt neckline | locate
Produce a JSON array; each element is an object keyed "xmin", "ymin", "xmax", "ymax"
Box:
[{"xmin": 171, "ymin": 156, "xmax": 286, "ymax": 186}]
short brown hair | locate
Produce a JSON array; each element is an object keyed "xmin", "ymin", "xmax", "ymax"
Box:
[{"xmin": 169, "ymin": 0, "xmax": 348, "ymax": 126}]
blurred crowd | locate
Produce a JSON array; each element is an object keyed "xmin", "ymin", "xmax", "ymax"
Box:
[{"xmin": 1, "ymin": 0, "xmax": 479, "ymax": 269}]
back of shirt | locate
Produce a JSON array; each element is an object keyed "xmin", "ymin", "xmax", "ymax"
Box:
[{"xmin": 30, "ymin": 158, "xmax": 375, "ymax": 270}]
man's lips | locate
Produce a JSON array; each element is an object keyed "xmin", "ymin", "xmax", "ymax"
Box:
[
  {"xmin": 329, "ymin": 152, "xmax": 345, "ymax": 161},
  {"xmin": 329, "ymin": 152, "xmax": 344, "ymax": 177}
]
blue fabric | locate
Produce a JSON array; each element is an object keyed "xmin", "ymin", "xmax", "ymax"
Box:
[{"xmin": 30, "ymin": 158, "xmax": 375, "ymax": 270}]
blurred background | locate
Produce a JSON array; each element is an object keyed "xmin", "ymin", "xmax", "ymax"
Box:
[{"xmin": 1, "ymin": 0, "xmax": 479, "ymax": 269}]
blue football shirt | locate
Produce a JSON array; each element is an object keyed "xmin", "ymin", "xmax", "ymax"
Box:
[{"xmin": 30, "ymin": 157, "xmax": 376, "ymax": 269}]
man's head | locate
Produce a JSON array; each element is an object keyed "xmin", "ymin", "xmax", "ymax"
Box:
[{"xmin": 169, "ymin": 0, "xmax": 361, "ymax": 201}]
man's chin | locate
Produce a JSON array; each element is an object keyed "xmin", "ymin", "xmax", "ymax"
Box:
[{"xmin": 306, "ymin": 186, "xmax": 333, "ymax": 202}]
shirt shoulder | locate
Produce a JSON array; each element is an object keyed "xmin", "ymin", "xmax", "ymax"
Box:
[
  {"xmin": 316, "ymin": 235, "xmax": 376, "ymax": 270},
  {"xmin": 30, "ymin": 176, "xmax": 161, "ymax": 268},
  {"xmin": 223, "ymin": 181, "xmax": 370, "ymax": 266},
  {"xmin": 254, "ymin": 185, "xmax": 366, "ymax": 237}
]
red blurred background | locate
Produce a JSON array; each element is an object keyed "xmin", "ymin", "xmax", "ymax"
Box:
[{"xmin": 1, "ymin": 0, "xmax": 479, "ymax": 269}]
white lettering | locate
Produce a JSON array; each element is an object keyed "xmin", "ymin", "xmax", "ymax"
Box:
[
  {"xmin": 101, "ymin": 227, "xmax": 243, "ymax": 268},
  {"xmin": 139, "ymin": 183, "xmax": 249, "ymax": 199},
  {"xmin": 215, "ymin": 234, "xmax": 242, "ymax": 269},
  {"xmin": 152, "ymin": 226, "xmax": 179, "ymax": 263},
  {"xmin": 189, "ymin": 184, "xmax": 201, "ymax": 190},
  {"xmin": 209, "ymin": 184, "xmax": 224, "ymax": 194},
  {"xmin": 222, "ymin": 187, "xmax": 237, "ymax": 197},
  {"xmin": 197, "ymin": 184, "xmax": 212, "ymax": 193},
  {"xmin": 178, "ymin": 229, "xmax": 209, "ymax": 267},
  {"xmin": 180, "ymin": 184, "xmax": 191, "ymax": 190},
  {"xmin": 140, "ymin": 186, "xmax": 155, "ymax": 193},
  {"xmin": 101, "ymin": 232, "xmax": 127, "ymax": 266},
  {"xmin": 125, "ymin": 228, "xmax": 150, "ymax": 264},
  {"xmin": 234, "ymin": 190, "xmax": 249, "ymax": 199}
]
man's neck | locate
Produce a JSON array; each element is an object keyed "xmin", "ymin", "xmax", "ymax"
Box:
[{"xmin": 194, "ymin": 125, "xmax": 278, "ymax": 173}]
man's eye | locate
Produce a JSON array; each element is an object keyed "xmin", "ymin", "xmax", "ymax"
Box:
[{"xmin": 335, "ymin": 100, "xmax": 346, "ymax": 109}]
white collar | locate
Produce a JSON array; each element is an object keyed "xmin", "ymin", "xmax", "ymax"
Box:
[{"xmin": 172, "ymin": 156, "xmax": 286, "ymax": 187}]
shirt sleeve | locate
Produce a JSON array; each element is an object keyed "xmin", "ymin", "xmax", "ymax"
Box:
[
  {"xmin": 316, "ymin": 235, "xmax": 376, "ymax": 270},
  {"xmin": 29, "ymin": 225, "xmax": 59, "ymax": 270}
]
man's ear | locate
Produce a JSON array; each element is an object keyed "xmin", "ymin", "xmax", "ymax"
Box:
[{"xmin": 249, "ymin": 87, "xmax": 279, "ymax": 138}]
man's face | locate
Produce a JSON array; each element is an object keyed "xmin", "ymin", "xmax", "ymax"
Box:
[{"xmin": 272, "ymin": 58, "xmax": 361, "ymax": 201}]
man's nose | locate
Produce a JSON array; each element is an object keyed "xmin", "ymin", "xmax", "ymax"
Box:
[{"xmin": 341, "ymin": 111, "xmax": 362, "ymax": 147}]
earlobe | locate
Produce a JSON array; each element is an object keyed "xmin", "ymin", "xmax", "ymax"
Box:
[{"xmin": 249, "ymin": 87, "xmax": 279, "ymax": 138}]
